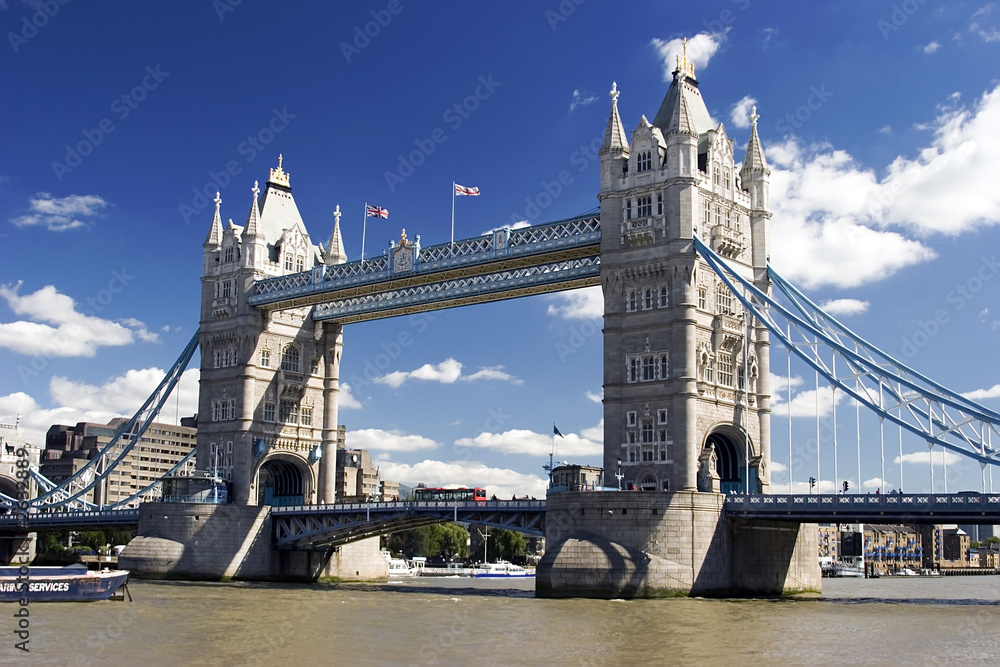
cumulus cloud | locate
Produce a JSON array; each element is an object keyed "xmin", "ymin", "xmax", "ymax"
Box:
[
  {"xmin": 819, "ymin": 298, "xmax": 870, "ymax": 317},
  {"xmin": 378, "ymin": 459, "xmax": 548, "ymax": 499},
  {"xmin": 339, "ymin": 382, "xmax": 362, "ymax": 409},
  {"xmin": 923, "ymin": 40, "xmax": 942, "ymax": 53},
  {"xmin": 585, "ymin": 390, "xmax": 603, "ymax": 404},
  {"xmin": 346, "ymin": 428, "xmax": 440, "ymax": 452},
  {"xmin": 894, "ymin": 450, "xmax": 963, "ymax": 466},
  {"xmin": 546, "ymin": 285, "xmax": 603, "ymax": 319},
  {"xmin": 970, "ymin": 4, "xmax": 1000, "ymax": 41},
  {"xmin": 374, "ymin": 358, "xmax": 521, "ymax": 388},
  {"xmin": 10, "ymin": 193, "xmax": 108, "ymax": 231},
  {"xmin": 0, "ymin": 282, "xmax": 158, "ymax": 357},
  {"xmin": 769, "ymin": 375, "xmax": 846, "ymax": 418},
  {"xmin": 0, "ymin": 367, "xmax": 199, "ymax": 447},
  {"xmin": 455, "ymin": 422, "xmax": 602, "ymax": 457},
  {"xmin": 651, "ymin": 32, "xmax": 725, "ymax": 80},
  {"xmin": 569, "ymin": 89, "xmax": 598, "ymax": 112},
  {"xmin": 730, "ymin": 95, "xmax": 758, "ymax": 129},
  {"xmin": 961, "ymin": 383, "xmax": 1000, "ymax": 400}
]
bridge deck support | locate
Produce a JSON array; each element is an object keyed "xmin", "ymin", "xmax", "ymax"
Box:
[
  {"xmin": 119, "ymin": 503, "xmax": 385, "ymax": 581},
  {"xmin": 536, "ymin": 491, "xmax": 819, "ymax": 598}
]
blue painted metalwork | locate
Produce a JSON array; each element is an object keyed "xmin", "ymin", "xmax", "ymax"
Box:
[
  {"xmin": 693, "ymin": 235, "xmax": 1000, "ymax": 468},
  {"xmin": 248, "ymin": 214, "xmax": 601, "ymax": 312},
  {"xmin": 0, "ymin": 508, "xmax": 139, "ymax": 531},
  {"xmin": 271, "ymin": 500, "xmax": 545, "ymax": 549},
  {"xmin": 724, "ymin": 492, "xmax": 1000, "ymax": 523}
]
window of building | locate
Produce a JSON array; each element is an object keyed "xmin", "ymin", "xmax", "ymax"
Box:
[
  {"xmin": 698, "ymin": 287, "xmax": 707, "ymax": 310},
  {"xmin": 627, "ymin": 411, "xmax": 636, "ymax": 427},
  {"xmin": 627, "ymin": 288, "xmax": 637, "ymax": 312},
  {"xmin": 657, "ymin": 192, "xmax": 663, "ymax": 216},
  {"xmin": 714, "ymin": 205, "xmax": 721, "ymax": 227},
  {"xmin": 713, "ymin": 164, "xmax": 720, "ymax": 185},
  {"xmin": 716, "ymin": 283, "xmax": 734, "ymax": 316},
  {"xmin": 725, "ymin": 208, "xmax": 732, "ymax": 229},
  {"xmin": 301, "ymin": 407, "xmax": 313, "ymax": 427},
  {"xmin": 658, "ymin": 409, "xmax": 667, "ymax": 424},
  {"xmin": 281, "ymin": 345, "xmax": 300, "ymax": 372},
  {"xmin": 738, "ymin": 366, "xmax": 746, "ymax": 391},
  {"xmin": 310, "ymin": 357, "xmax": 320, "ymax": 375},
  {"xmin": 260, "ymin": 349, "xmax": 271, "ymax": 367},
  {"xmin": 659, "ymin": 353, "xmax": 668, "ymax": 380},
  {"xmin": 704, "ymin": 199, "xmax": 711, "ymax": 225},
  {"xmin": 629, "ymin": 357, "xmax": 639, "ymax": 383},
  {"xmin": 211, "ymin": 399, "xmax": 237, "ymax": 422},
  {"xmin": 642, "ymin": 356, "xmax": 655, "ymax": 381},
  {"xmin": 641, "ymin": 420, "xmax": 654, "ymax": 444},
  {"xmin": 718, "ymin": 354, "xmax": 734, "ymax": 387},
  {"xmin": 626, "ymin": 199, "xmax": 632, "ymax": 220},
  {"xmin": 637, "ymin": 151, "xmax": 652, "ymax": 172},
  {"xmin": 295, "ymin": 256, "xmax": 304, "ymax": 272},
  {"xmin": 263, "ymin": 402, "xmax": 275, "ymax": 422},
  {"xmin": 643, "ymin": 288, "xmax": 652, "ymax": 310},
  {"xmin": 280, "ymin": 400, "xmax": 299, "ymax": 424},
  {"xmin": 659, "ymin": 285, "xmax": 668, "ymax": 308},
  {"xmin": 224, "ymin": 246, "xmax": 234, "ymax": 263},
  {"xmin": 637, "ymin": 196, "xmax": 651, "ymax": 218},
  {"xmin": 284, "ymin": 254, "xmax": 293, "ymax": 271},
  {"xmin": 724, "ymin": 169, "xmax": 730, "ymax": 189}
]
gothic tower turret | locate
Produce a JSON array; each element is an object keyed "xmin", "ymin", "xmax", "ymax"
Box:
[{"xmin": 599, "ymin": 48, "xmax": 771, "ymax": 494}]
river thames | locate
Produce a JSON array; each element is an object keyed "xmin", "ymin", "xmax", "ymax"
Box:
[{"xmin": 12, "ymin": 575, "xmax": 1000, "ymax": 665}]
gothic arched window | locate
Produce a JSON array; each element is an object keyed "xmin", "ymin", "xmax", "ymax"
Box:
[{"xmin": 280, "ymin": 345, "xmax": 300, "ymax": 373}]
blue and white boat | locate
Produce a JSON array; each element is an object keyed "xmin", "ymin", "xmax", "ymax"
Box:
[
  {"xmin": 0, "ymin": 564, "xmax": 129, "ymax": 602},
  {"xmin": 472, "ymin": 561, "xmax": 534, "ymax": 578}
]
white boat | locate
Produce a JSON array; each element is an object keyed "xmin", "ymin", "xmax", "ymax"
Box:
[
  {"xmin": 472, "ymin": 560, "xmax": 534, "ymax": 578},
  {"xmin": 893, "ymin": 567, "xmax": 919, "ymax": 576},
  {"xmin": 383, "ymin": 551, "xmax": 416, "ymax": 577}
]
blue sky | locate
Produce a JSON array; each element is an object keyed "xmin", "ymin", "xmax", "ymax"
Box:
[{"xmin": 1, "ymin": 1, "xmax": 999, "ymax": 497}]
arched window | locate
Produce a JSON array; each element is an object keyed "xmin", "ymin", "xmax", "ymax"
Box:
[
  {"xmin": 224, "ymin": 246, "xmax": 234, "ymax": 263},
  {"xmin": 295, "ymin": 256, "xmax": 304, "ymax": 272},
  {"xmin": 716, "ymin": 283, "xmax": 734, "ymax": 316},
  {"xmin": 284, "ymin": 254, "xmax": 293, "ymax": 271},
  {"xmin": 280, "ymin": 345, "xmax": 300, "ymax": 372}
]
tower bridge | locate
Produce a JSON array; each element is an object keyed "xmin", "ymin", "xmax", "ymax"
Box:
[{"xmin": 5, "ymin": 49, "xmax": 1000, "ymax": 596}]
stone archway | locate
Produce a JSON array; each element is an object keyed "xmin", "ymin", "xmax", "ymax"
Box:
[
  {"xmin": 636, "ymin": 469, "xmax": 658, "ymax": 491},
  {"xmin": 705, "ymin": 427, "xmax": 757, "ymax": 494},
  {"xmin": 255, "ymin": 454, "xmax": 312, "ymax": 507}
]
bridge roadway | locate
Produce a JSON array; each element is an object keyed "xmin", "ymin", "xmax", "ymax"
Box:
[
  {"xmin": 4, "ymin": 493, "xmax": 999, "ymax": 542},
  {"xmin": 723, "ymin": 492, "xmax": 1000, "ymax": 523},
  {"xmin": 271, "ymin": 499, "xmax": 546, "ymax": 549}
]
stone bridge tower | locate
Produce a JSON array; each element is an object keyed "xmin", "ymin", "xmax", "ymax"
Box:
[
  {"xmin": 199, "ymin": 157, "xmax": 348, "ymax": 506},
  {"xmin": 598, "ymin": 50, "xmax": 772, "ymax": 495}
]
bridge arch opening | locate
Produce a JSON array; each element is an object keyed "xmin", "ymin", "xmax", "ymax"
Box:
[
  {"xmin": 0, "ymin": 475, "xmax": 19, "ymax": 499},
  {"xmin": 637, "ymin": 470, "xmax": 658, "ymax": 491},
  {"xmin": 706, "ymin": 428, "xmax": 759, "ymax": 494},
  {"xmin": 256, "ymin": 455, "xmax": 311, "ymax": 506}
]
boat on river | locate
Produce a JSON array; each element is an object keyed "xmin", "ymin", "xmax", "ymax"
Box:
[
  {"xmin": 383, "ymin": 551, "xmax": 417, "ymax": 577},
  {"xmin": 0, "ymin": 564, "xmax": 129, "ymax": 602},
  {"xmin": 472, "ymin": 561, "xmax": 534, "ymax": 578}
]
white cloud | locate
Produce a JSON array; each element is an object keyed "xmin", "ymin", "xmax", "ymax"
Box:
[
  {"xmin": 10, "ymin": 193, "xmax": 108, "ymax": 231},
  {"xmin": 569, "ymin": 89, "xmax": 598, "ymax": 112},
  {"xmin": 546, "ymin": 285, "xmax": 603, "ymax": 319},
  {"xmin": 374, "ymin": 358, "xmax": 521, "ymax": 388},
  {"xmin": 651, "ymin": 32, "xmax": 725, "ymax": 81},
  {"xmin": 961, "ymin": 383, "xmax": 1000, "ymax": 400},
  {"xmin": 863, "ymin": 476, "xmax": 887, "ymax": 490},
  {"xmin": 970, "ymin": 4, "xmax": 1000, "ymax": 41},
  {"xmin": 346, "ymin": 428, "xmax": 440, "ymax": 452},
  {"xmin": 339, "ymin": 382, "xmax": 362, "ymax": 409},
  {"xmin": 0, "ymin": 283, "xmax": 158, "ymax": 357},
  {"xmin": 482, "ymin": 221, "xmax": 531, "ymax": 235},
  {"xmin": 585, "ymin": 390, "xmax": 603, "ymax": 404},
  {"xmin": 768, "ymin": 84, "xmax": 1000, "ymax": 288},
  {"xmin": 894, "ymin": 450, "xmax": 963, "ymax": 466},
  {"xmin": 819, "ymin": 298, "xmax": 869, "ymax": 316},
  {"xmin": 730, "ymin": 95, "xmax": 758, "ymax": 129},
  {"xmin": 378, "ymin": 459, "xmax": 548, "ymax": 499},
  {"xmin": 456, "ymin": 425, "xmax": 602, "ymax": 458},
  {"xmin": 0, "ymin": 367, "xmax": 199, "ymax": 447},
  {"xmin": 760, "ymin": 27, "xmax": 779, "ymax": 50},
  {"xmin": 878, "ymin": 125, "xmax": 892, "ymax": 135},
  {"xmin": 923, "ymin": 40, "xmax": 942, "ymax": 53},
  {"xmin": 770, "ymin": 380, "xmax": 846, "ymax": 418}
]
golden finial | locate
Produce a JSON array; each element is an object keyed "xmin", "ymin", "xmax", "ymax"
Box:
[
  {"xmin": 269, "ymin": 154, "xmax": 290, "ymax": 187},
  {"xmin": 399, "ymin": 228, "xmax": 408, "ymax": 246}
]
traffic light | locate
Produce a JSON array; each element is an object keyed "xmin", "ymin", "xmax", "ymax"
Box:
[
  {"xmin": 843, "ymin": 480, "xmax": 849, "ymax": 493},
  {"xmin": 808, "ymin": 477, "xmax": 816, "ymax": 493}
]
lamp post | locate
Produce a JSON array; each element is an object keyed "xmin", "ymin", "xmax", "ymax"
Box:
[{"xmin": 615, "ymin": 457, "xmax": 623, "ymax": 491}]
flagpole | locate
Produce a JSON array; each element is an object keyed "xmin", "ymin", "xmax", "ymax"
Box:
[
  {"xmin": 361, "ymin": 202, "xmax": 368, "ymax": 263},
  {"xmin": 450, "ymin": 181, "xmax": 456, "ymax": 250}
]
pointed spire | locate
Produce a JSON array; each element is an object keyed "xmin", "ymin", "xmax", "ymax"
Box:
[
  {"xmin": 204, "ymin": 191, "xmax": 223, "ymax": 247},
  {"xmin": 268, "ymin": 154, "xmax": 290, "ymax": 188},
  {"xmin": 600, "ymin": 82, "xmax": 629, "ymax": 155},
  {"xmin": 741, "ymin": 105, "xmax": 770, "ymax": 176},
  {"xmin": 668, "ymin": 83, "xmax": 696, "ymax": 135},
  {"xmin": 324, "ymin": 205, "xmax": 348, "ymax": 265},
  {"xmin": 244, "ymin": 180, "xmax": 261, "ymax": 236}
]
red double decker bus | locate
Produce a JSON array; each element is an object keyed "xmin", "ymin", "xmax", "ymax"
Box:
[{"xmin": 412, "ymin": 487, "xmax": 487, "ymax": 502}]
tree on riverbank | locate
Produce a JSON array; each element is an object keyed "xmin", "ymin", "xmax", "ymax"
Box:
[{"xmin": 383, "ymin": 523, "xmax": 470, "ymax": 560}]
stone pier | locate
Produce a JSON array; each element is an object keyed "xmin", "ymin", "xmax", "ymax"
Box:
[
  {"xmin": 536, "ymin": 491, "xmax": 819, "ymax": 598},
  {"xmin": 119, "ymin": 502, "xmax": 385, "ymax": 581}
]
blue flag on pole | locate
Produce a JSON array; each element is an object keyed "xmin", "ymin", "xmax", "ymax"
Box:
[{"xmin": 553, "ymin": 424, "xmax": 564, "ymax": 438}]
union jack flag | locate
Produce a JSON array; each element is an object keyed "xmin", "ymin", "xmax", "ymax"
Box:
[
  {"xmin": 454, "ymin": 184, "xmax": 480, "ymax": 196},
  {"xmin": 365, "ymin": 205, "xmax": 388, "ymax": 218}
]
